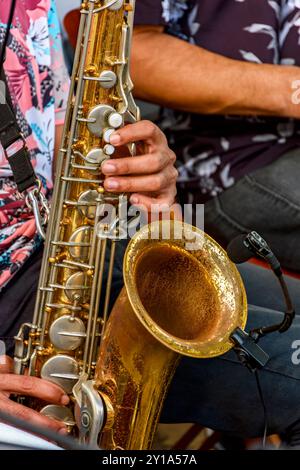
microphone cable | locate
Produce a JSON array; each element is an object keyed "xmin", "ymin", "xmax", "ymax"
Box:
[
  {"xmin": 227, "ymin": 231, "xmax": 297, "ymax": 450},
  {"xmin": 254, "ymin": 370, "xmax": 268, "ymax": 449},
  {"xmin": 227, "ymin": 231, "xmax": 296, "ymax": 337}
]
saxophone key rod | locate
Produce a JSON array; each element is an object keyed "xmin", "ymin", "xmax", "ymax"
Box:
[
  {"xmin": 48, "ymin": 284, "xmax": 90, "ymax": 292},
  {"xmin": 45, "ymin": 303, "xmax": 82, "ymax": 312},
  {"xmin": 71, "ymin": 163, "xmax": 101, "ymax": 171},
  {"xmin": 51, "ymin": 241, "xmax": 92, "ymax": 247},
  {"xmin": 61, "ymin": 176, "xmax": 104, "ymax": 184},
  {"xmin": 64, "ymin": 200, "xmax": 97, "ymax": 207},
  {"xmin": 59, "ymin": 259, "xmax": 95, "ymax": 271},
  {"xmin": 87, "ymin": 241, "xmax": 117, "ymax": 371},
  {"xmin": 85, "ymin": 238, "xmax": 108, "ymax": 375}
]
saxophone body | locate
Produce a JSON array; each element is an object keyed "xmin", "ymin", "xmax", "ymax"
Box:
[{"xmin": 14, "ymin": 0, "xmax": 248, "ymax": 449}]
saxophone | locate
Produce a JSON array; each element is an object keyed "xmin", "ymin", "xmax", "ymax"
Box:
[{"xmin": 14, "ymin": 0, "xmax": 248, "ymax": 450}]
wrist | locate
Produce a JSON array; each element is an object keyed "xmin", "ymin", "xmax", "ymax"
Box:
[
  {"xmin": 209, "ymin": 62, "xmax": 300, "ymax": 119},
  {"xmin": 256, "ymin": 64, "xmax": 300, "ymax": 119},
  {"xmin": 282, "ymin": 66, "xmax": 300, "ymax": 119}
]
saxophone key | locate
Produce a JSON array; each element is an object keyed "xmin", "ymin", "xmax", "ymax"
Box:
[
  {"xmin": 103, "ymin": 144, "xmax": 115, "ymax": 156},
  {"xmin": 87, "ymin": 104, "xmax": 123, "ymax": 137},
  {"xmin": 85, "ymin": 148, "xmax": 107, "ymax": 165},
  {"xmin": 63, "ymin": 273, "xmax": 91, "ymax": 304},
  {"xmin": 103, "ymin": 128, "xmax": 115, "ymax": 143},
  {"xmin": 49, "ymin": 315, "xmax": 87, "ymax": 351},
  {"xmin": 41, "ymin": 355, "xmax": 80, "ymax": 394},
  {"xmin": 78, "ymin": 190, "xmax": 99, "ymax": 219},
  {"xmin": 107, "ymin": 0, "xmax": 124, "ymax": 12},
  {"xmin": 68, "ymin": 226, "xmax": 92, "ymax": 261},
  {"xmin": 40, "ymin": 405, "xmax": 76, "ymax": 430}
]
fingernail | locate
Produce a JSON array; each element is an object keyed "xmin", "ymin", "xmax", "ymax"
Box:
[
  {"xmin": 130, "ymin": 195, "xmax": 139, "ymax": 205},
  {"xmin": 106, "ymin": 179, "xmax": 119, "ymax": 190},
  {"xmin": 61, "ymin": 394, "xmax": 69, "ymax": 405},
  {"xmin": 59, "ymin": 427, "xmax": 68, "ymax": 435},
  {"xmin": 109, "ymin": 133, "xmax": 121, "ymax": 145},
  {"xmin": 102, "ymin": 162, "xmax": 116, "ymax": 174}
]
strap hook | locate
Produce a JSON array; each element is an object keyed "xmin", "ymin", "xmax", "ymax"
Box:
[{"xmin": 25, "ymin": 180, "xmax": 50, "ymax": 240}]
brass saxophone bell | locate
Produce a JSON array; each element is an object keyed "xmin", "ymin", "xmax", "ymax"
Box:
[
  {"xmin": 95, "ymin": 219, "xmax": 247, "ymax": 450},
  {"xmin": 125, "ymin": 219, "xmax": 247, "ymax": 358}
]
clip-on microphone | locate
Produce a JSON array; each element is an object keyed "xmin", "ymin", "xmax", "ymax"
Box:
[{"xmin": 227, "ymin": 231, "xmax": 296, "ymax": 371}]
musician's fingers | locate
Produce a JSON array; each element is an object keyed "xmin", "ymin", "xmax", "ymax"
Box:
[
  {"xmin": 130, "ymin": 199, "xmax": 182, "ymax": 222},
  {"xmin": 0, "ymin": 356, "xmax": 13, "ymax": 374},
  {"xmin": 109, "ymin": 121, "xmax": 167, "ymax": 149},
  {"xmin": 102, "ymin": 150, "xmax": 175, "ymax": 176},
  {"xmin": 104, "ymin": 165, "xmax": 178, "ymax": 193},
  {"xmin": 0, "ymin": 375, "xmax": 69, "ymax": 406},
  {"xmin": 129, "ymin": 188, "xmax": 179, "ymax": 215},
  {"xmin": 1, "ymin": 399, "xmax": 68, "ymax": 435}
]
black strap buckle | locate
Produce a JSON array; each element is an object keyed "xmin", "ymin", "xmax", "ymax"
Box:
[{"xmin": 3, "ymin": 133, "xmax": 27, "ymax": 159}]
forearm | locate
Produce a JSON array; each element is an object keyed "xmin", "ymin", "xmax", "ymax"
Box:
[{"xmin": 132, "ymin": 27, "xmax": 300, "ymax": 118}]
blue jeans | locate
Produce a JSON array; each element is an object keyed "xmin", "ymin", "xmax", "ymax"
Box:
[
  {"xmin": 1, "ymin": 245, "xmax": 300, "ymax": 445},
  {"xmin": 203, "ymin": 148, "xmax": 300, "ymax": 271},
  {"xmin": 162, "ymin": 262, "xmax": 300, "ymax": 446}
]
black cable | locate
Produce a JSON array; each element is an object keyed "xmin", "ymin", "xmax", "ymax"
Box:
[
  {"xmin": 0, "ymin": 409, "xmax": 94, "ymax": 450},
  {"xmin": 228, "ymin": 231, "xmax": 296, "ymax": 338},
  {"xmin": 0, "ymin": 0, "xmax": 16, "ymax": 70},
  {"xmin": 250, "ymin": 274, "xmax": 295, "ymax": 339},
  {"xmin": 254, "ymin": 370, "xmax": 268, "ymax": 449}
]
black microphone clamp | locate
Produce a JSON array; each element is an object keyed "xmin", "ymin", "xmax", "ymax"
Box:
[
  {"xmin": 231, "ymin": 328, "xmax": 269, "ymax": 372},
  {"xmin": 227, "ymin": 230, "xmax": 296, "ymax": 371},
  {"xmin": 243, "ymin": 232, "xmax": 281, "ymax": 276}
]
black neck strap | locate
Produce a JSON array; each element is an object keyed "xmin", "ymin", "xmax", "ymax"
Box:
[
  {"xmin": 0, "ymin": 71, "xmax": 38, "ymax": 193},
  {"xmin": 0, "ymin": 2, "xmax": 49, "ymax": 240},
  {"xmin": 0, "ymin": 23, "xmax": 38, "ymax": 193}
]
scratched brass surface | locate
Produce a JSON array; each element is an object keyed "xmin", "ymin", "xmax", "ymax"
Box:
[{"xmin": 95, "ymin": 220, "xmax": 247, "ymax": 449}]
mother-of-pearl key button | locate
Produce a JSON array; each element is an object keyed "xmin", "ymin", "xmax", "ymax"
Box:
[
  {"xmin": 108, "ymin": 112, "xmax": 123, "ymax": 129},
  {"xmin": 103, "ymin": 128, "xmax": 115, "ymax": 144},
  {"xmin": 104, "ymin": 144, "xmax": 115, "ymax": 156},
  {"xmin": 108, "ymin": 0, "xmax": 123, "ymax": 11},
  {"xmin": 99, "ymin": 71, "xmax": 117, "ymax": 89}
]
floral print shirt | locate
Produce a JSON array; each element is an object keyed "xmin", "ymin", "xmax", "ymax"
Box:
[
  {"xmin": 135, "ymin": 0, "xmax": 300, "ymax": 203},
  {"xmin": 0, "ymin": 0, "xmax": 69, "ymax": 290}
]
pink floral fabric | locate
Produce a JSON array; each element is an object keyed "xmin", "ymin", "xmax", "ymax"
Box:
[{"xmin": 0, "ymin": 0, "xmax": 69, "ymax": 289}]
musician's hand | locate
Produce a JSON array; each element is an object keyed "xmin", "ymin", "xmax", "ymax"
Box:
[
  {"xmin": 102, "ymin": 120, "xmax": 179, "ymax": 213},
  {"xmin": 0, "ymin": 356, "xmax": 69, "ymax": 434}
]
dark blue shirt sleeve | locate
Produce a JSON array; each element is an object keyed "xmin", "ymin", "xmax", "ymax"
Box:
[{"xmin": 134, "ymin": 0, "xmax": 167, "ymax": 26}]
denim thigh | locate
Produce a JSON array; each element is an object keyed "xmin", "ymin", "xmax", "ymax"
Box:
[
  {"xmin": 204, "ymin": 148, "xmax": 300, "ymax": 271},
  {"xmin": 162, "ymin": 262, "xmax": 300, "ymax": 440},
  {"xmin": 162, "ymin": 304, "xmax": 300, "ymax": 441}
]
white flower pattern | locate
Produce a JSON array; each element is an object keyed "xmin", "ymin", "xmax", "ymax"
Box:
[
  {"xmin": 162, "ymin": 0, "xmax": 188, "ymax": 23},
  {"xmin": 0, "ymin": 0, "xmax": 68, "ymax": 289}
]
